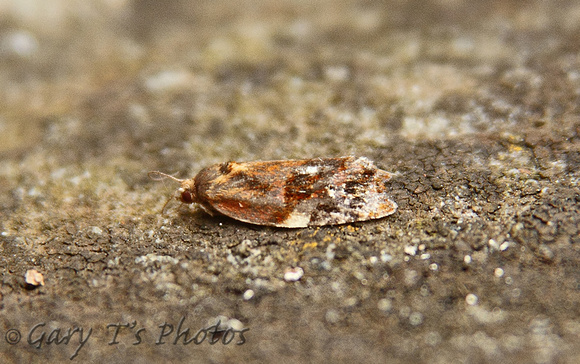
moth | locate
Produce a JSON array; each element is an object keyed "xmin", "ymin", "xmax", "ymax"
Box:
[{"xmin": 149, "ymin": 156, "xmax": 397, "ymax": 228}]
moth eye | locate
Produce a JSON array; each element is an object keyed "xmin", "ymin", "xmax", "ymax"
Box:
[{"xmin": 181, "ymin": 190, "xmax": 194, "ymax": 203}]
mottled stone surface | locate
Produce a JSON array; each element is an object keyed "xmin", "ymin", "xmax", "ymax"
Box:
[{"xmin": 1, "ymin": 0, "xmax": 579, "ymax": 362}]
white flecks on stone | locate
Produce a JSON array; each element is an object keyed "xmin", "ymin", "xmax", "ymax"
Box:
[
  {"xmin": 468, "ymin": 305, "xmax": 507, "ymax": 324},
  {"xmin": 243, "ymin": 289, "xmax": 254, "ymax": 300},
  {"xmin": 320, "ymin": 261, "xmax": 332, "ymax": 271},
  {"xmin": 466, "ymin": 293, "xmax": 479, "ymax": 306},
  {"xmin": 324, "ymin": 65, "xmax": 349, "ymax": 82},
  {"xmin": 144, "ymin": 70, "xmax": 193, "ymax": 93},
  {"xmin": 90, "ymin": 226, "xmax": 103, "ymax": 235},
  {"xmin": 225, "ymin": 318, "xmax": 244, "ymax": 331},
  {"xmin": 0, "ymin": 30, "xmax": 39, "ymax": 58},
  {"xmin": 25, "ymin": 269, "xmax": 44, "ymax": 286},
  {"xmin": 398, "ymin": 306, "xmax": 411, "ymax": 318},
  {"xmin": 409, "ymin": 312, "xmax": 424, "ymax": 326},
  {"xmin": 210, "ymin": 316, "xmax": 245, "ymax": 331},
  {"xmin": 494, "ymin": 268, "xmax": 505, "ymax": 278},
  {"xmin": 404, "ymin": 245, "xmax": 417, "ymax": 256},
  {"xmin": 135, "ymin": 254, "xmax": 179, "ymax": 265},
  {"xmin": 353, "ymin": 271, "xmax": 366, "ymax": 282},
  {"xmin": 331, "ymin": 281, "xmax": 342, "ymax": 293},
  {"xmin": 325, "ymin": 309, "xmax": 340, "ymax": 324},
  {"xmin": 377, "ymin": 298, "xmax": 393, "ymax": 312},
  {"xmin": 404, "ymin": 269, "xmax": 419, "ymax": 286},
  {"xmin": 488, "ymin": 239, "xmax": 500, "ymax": 250},
  {"xmin": 424, "ymin": 331, "xmax": 442, "ymax": 346},
  {"xmin": 464, "ymin": 255, "xmax": 472, "ymax": 264},
  {"xmin": 326, "ymin": 243, "xmax": 336, "ymax": 261},
  {"xmin": 284, "ymin": 267, "xmax": 304, "ymax": 282},
  {"xmin": 380, "ymin": 250, "xmax": 393, "ymax": 262},
  {"xmin": 344, "ymin": 297, "xmax": 358, "ymax": 308}
]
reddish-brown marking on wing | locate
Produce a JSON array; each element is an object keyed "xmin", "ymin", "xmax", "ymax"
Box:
[
  {"xmin": 192, "ymin": 157, "xmax": 396, "ymax": 227},
  {"xmin": 194, "ymin": 160, "xmax": 292, "ymax": 225}
]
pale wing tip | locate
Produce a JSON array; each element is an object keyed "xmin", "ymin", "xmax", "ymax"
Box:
[{"xmin": 384, "ymin": 199, "xmax": 398, "ymax": 215}]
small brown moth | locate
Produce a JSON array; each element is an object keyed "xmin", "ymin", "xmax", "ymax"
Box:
[{"xmin": 149, "ymin": 156, "xmax": 397, "ymax": 228}]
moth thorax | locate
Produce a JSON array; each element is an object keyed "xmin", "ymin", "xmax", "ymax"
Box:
[{"xmin": 178, "ymin": 180, "xmax": 197, "ymax": 204}]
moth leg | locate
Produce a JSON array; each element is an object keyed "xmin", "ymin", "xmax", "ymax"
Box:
[{"xmin": 198, "ymin": 204, "xmax": 217, "ymax": 216}]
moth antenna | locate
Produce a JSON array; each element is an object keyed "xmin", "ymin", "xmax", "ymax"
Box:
[
  {"xmin": 161, "ymin": 194, "xmax": 175, "ymax": 215},
  {"xmin": 149, "ymin": 171, "xmax": 184, "ymax": 215},
  {"xmin": 148, "ymin": 171, "xmax": 185, "ymax": 183}
]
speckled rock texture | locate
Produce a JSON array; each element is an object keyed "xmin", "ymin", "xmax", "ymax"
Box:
[{"xmin": 1, "ymin": 0, "xmax": 579, "ymax": 362}]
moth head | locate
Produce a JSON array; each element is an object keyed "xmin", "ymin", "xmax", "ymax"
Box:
[
  {"xmin": 148, "ymin": 171, "xmax": 197, "ymax": 214},
  {"xmin": 177, "ymin": 179, "xmax": 197, "ymax": 204}
]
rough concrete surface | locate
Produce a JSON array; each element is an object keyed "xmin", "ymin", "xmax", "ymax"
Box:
[{"xmin": 1, "ymin": 0, "xmax": 579, "ymax": 363}]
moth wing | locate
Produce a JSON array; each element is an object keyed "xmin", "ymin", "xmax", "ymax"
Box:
[
  {"xmin": 207, "ymin": 192, "xmax": 291, "ymax": 227},
  {"xmin": 199, "ymin": 157, "xmax": 397, "ymax": 227},
  {"xmin": 302, "ymin": 167, "xmax": 398, "ymax": 227},
  {"xmin": 198, "ymin": 160, "xmax": 297, "ymax": 226}
]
